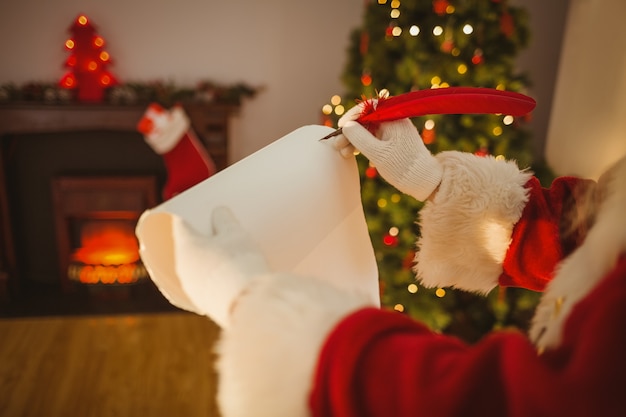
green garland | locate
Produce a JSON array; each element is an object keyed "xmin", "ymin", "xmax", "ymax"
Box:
[{"xmin": 0, "ymin": 80, "xmax": 259, "ymax": 107}]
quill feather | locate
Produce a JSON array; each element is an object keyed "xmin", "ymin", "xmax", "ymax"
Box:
[
  {"xmin": 321, "ymin": 87, "xmax": 536, "ymax": 140},
  {"xmin": 359, "ymin": 87, "xmax": 535, "ymax": 124}
]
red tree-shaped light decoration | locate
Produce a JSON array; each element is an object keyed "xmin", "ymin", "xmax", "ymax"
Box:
[{"xmin": 59, "ymin": 14, "xmax": 118, "ymax": 102}]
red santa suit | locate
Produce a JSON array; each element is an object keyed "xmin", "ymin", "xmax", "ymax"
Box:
[
  {"xmin": 309, "ymin": 174, "xmax": 626, "ymax": 417},
  {"xmin": 215, "ymin": 149, "xmax": 626, "ymax": 417}
]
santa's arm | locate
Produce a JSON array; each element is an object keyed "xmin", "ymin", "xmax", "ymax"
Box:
[
  {"xmin": 216, "ymin": 273, "xmax": 373, "ymax": 417},
  {"xmin": 414, "ymin": 150, "xmax": 532, "ymax": 293},
  {"xmin": 337, "ymin": 117, "xmax": 597, "ymax": 293},
  {"xmin": 416, "ymin": 154, "xmax": 597, "ymax": 293},
  {"xmin": 161, "ymin": 153, "xmax": 601, "ymax": 417},
  {"xmin": 153, "ymin": 206, "xmax": 375, "ymax": 417}
]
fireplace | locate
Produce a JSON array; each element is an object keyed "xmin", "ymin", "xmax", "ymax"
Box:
[
  {"xmin": 0, "ymin": 102, "xmax": 237, "ymax": 315},
  {"xmin": 52, "ymin": 176, "xmax": 156, "ymax": 289},
  {"xmin": 67, "ymin": 218, "xmax": 147, "ymax": 285}
]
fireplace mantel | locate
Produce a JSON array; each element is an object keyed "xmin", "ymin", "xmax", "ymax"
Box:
[
  {"xmin": 0, "ymin": 102, "xmax": 239, "ymax": 300},
  {"xmin": 0, "ymin": 102, "xmax": 238, "ymax": 167},
  {"xmin": 0, "ymin": 103, "xmax": 147, "ymax": 135}
]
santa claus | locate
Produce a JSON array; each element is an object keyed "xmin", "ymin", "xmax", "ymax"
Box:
[{"xmin": 162, "ymin": 102, "xmax": 626, "ymax": 416}]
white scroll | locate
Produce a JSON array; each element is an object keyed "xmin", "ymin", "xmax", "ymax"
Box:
[{"xmin": 135, "ymin": 125, "xmax": 379, "ymax": 317}]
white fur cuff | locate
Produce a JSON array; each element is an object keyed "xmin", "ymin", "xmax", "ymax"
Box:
[
  {"xmin": 414, "ymin": 151, "xmax": 532, "ymax": 294},
  {"xmin": 215, "ymin": 273, "xmax": 373, "ymax": 417}
]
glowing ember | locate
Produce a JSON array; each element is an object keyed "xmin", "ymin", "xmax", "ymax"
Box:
[{"xmin": 69, "ymin": 221, "xmax": 147, "ymax": 285}]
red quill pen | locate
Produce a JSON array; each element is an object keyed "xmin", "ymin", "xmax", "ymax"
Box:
[{"xmin": 321, "ymin": 87, "xmax": 536, "ymax": 139}]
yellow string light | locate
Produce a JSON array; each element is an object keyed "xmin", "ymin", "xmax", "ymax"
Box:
[{"xmin": 378, "ymin": 89, "xmax": 390, "ymax": 99}]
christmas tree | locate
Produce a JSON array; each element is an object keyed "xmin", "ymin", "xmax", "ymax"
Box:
[
  {"xmin": 324, "ymin": 0, "xmax": 542, "ymax": 342},
  {"xmin": 59, "ymin": 14, "xmax": 117, "ymax": 102}
]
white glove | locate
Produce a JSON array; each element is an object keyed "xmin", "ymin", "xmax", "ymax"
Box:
[
  {"xmin": 171, "ymin": 206, "xmax": 269, "ymax": 328},
  {"xmin": 332, "ymin": 101, "xmax": 443, "ymax": 201}
]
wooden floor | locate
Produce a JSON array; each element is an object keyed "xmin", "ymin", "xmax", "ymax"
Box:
[{"xmin": 0, "ymin": 312, "xmax": 222, "ymax": 417}]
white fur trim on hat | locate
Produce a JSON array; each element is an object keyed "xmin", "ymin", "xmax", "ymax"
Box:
[
  {"xmin": 215, "ymin": 273, "xmax": 373, "ymax": 417},
  {"xmin": 144, "ymin": 107, "xmax": 190, "ymax": 154},
  {"xmin": 414, "ymin": 151, "xmax": 532, "ymax": 294}
]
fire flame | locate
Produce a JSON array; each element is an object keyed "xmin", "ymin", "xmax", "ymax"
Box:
[{"xmin": 70, "ymin": 221, "xmax": 143, "ymax": 284}]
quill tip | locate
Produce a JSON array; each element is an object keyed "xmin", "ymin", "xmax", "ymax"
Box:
[{"xmin": 320, "ymin": 128, "xmax": 343, "ymax": 141}]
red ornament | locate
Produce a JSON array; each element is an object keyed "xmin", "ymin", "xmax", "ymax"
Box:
[
  {"xmin": 383, "ymin": 234, "xmax": 399, "ymax": 247},
  {"xmin": 474, "ymin": 147, "xmax": 489, "ymax": 157},
  {"xmin": 421, "ymin": 127, "xmax": 436, "ymax": 145},
  {"xmin": 360, "ymin": 31, "xmax": 370, "ymax": 56},
  {"xmin": 361, "ymin": 72, "xmax": 373, "ymax": 87},
  {"xmin": 59, "ymin": 14, "xmax": 118, "ymax": 102},
  {"xmin": 500, "ymin": 11, "xmax": 515, "ymax": 38},
  {"xmin": 441, "ymin": 39, "xmax": 454, "ymax": 53},
  {"xmin": 321, "ymin": 113, "xmax": 334, "ymax": 128},
  {"xmin": 365, "ymin": 166, "xmax": 378, "ymax": 179},
  {"xmin": 402, "ymin": 249, "xmax": 416, "ymax": 269},
  {"xmin": 471, "ymin": 48, "xmax": 484, "ymax": 65},
  {"xmin": 433, "ymin": 0, "xmax": 450, "ymax": 16}
]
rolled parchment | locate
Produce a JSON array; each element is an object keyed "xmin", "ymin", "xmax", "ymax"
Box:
[{"xmin": 135, "ymin": 125, "xmax": 379, "ymax": 317}]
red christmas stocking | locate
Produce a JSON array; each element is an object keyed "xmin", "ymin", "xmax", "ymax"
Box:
[{"xmin": 137, "ymin": 103, "xmax": 217, "ymax": 200}]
